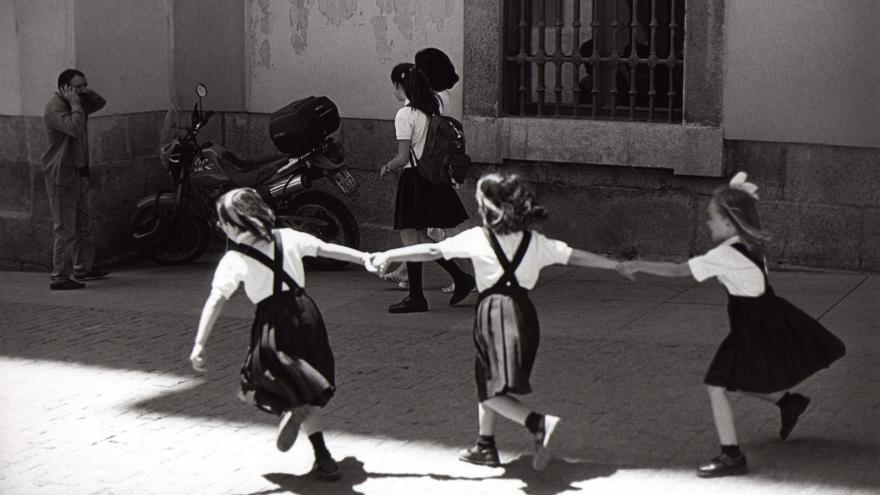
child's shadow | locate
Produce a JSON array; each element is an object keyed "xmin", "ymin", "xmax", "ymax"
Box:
[
  {"xmin": 497, "ymin": 455, "xmax": 618, "ymax": 495},
  {"xmin": 245, "ymin": 455, "xmax": 616, "ymax": 495}
]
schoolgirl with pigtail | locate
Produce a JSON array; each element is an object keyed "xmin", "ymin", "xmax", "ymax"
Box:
[
  {"xmin": 378, "ymin": 63, "xmax": 475, "ymax": 313},
  {"xmin": 189, "ymin": 188, "xmax": 374, "ymax": 481},
  {"xmin": 369, "ymin": 173, "xmax": 630, "ymax": 470},
  {"xmin": 621, "ymin": 172, "xmax": 846, "ymax": 478}
]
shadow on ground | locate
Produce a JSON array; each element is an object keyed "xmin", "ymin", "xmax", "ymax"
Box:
[{"xmin": 241, "ymin": 456, "xmax": 617, "ymax": 495}]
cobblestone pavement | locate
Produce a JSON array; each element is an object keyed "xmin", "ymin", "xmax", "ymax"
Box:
[{"xmin": 1, "ymin": 260, "xmax": 878, "ymax": 494}]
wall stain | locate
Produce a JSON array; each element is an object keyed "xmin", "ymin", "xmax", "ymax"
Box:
[
  {"xmin": 258, "ymin": 0, "xmax": 273, "ymax": 34},
  {"xmin": 370, "ymin": 15, "xmax": 392, "ymax": 63},
  {"xmin": 289, "ymin": 0, "xmax": 310, "ymax": 55},
  {"xmin": 318, "ymin": 0, "xmax": 357, "ymax": 27}
]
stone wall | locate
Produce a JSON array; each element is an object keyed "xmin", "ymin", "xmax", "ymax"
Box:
[{"xmin": 0, "ymin": 112, "xmax": 170, "ymax": 271}]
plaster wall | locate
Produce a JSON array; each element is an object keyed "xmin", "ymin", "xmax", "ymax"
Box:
[
  {"xmin": 174, "ymin": 0, "xmax": 246, "ymax": 111},
  {"xmin": 724, "ymin": 0, "xmax": 880, "ymax": 148},
  {"xmin": 0, "ymin": 0, "xmax": 22, "ymax": 116},
  {"xmin": 74, "ymin": 0, "xmax": 172, "ymax": 115},
  {"xmin": 16, "ymin": 0, "xmax": 75, "ymax": 117},
  {"xmin": 245, "ymin": 0, "xmax": 463, "ymax": 120}
]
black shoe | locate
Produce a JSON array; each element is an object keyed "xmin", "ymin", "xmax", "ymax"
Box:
[
  {"xmin": 449, "ymin": 275, "xmax": 476, "ymax": 306},
  {"xmin": 779, "ymin": 392, "xmax": 811, "ymax": 440},
  {"xmin": 458, "ymin": 443, "xmax": 500, "ymax": 467},
  {"xmin": 50, "ymin": 278, "xmax": 85, "ymax": 290},
  {"xmin": 697, "ymin": 453, "xmax": 748, "ymax": 478},
  {"xmin": 313, "ymin": 456, "xmax": 341, "ymax": 481},
  {"xmin": 73, "ymin": 269, "xmax": 110, "ymax": 281},
  {"xmin": 389, "ymin": 296, "xmax": 428, "ymax": 313}
]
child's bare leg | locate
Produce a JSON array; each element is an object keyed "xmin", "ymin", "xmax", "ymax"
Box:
[
  {"xmin": 741, "ymin": 391, "xmax": 783, "ymax": 403},
  {"xmin": 300, "ymin": 406, "xmax": 340, "ymax": 479},
  {"xmin": 459, "ymin": 402, "xmax": 502, "ymax": 466},
  {"xmin": 483, "ymin": 395, "xmax": 560, "ymax": 470},
  {"xmin": 707, "ymin": 386, "xmax": 738, "ymax": 445},
  {"xmin": 482, "ymin": 395, "xmax": 530, "ymax": 425},
  {"xmin": 478, "ymin": 402, "xmax": 497, "ymax": 436}
]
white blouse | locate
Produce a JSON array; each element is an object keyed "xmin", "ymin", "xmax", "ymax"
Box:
[
  {"xmin": 688, "ymin": 236, "xmax": 767, "ymax": 297},
  {"xmin": 211, "ymin": 228, "xmax": 327, "ymax": 303},
  {"xmin": 435, "ymin": 227, "xmax": 573, "ymax": 291}
]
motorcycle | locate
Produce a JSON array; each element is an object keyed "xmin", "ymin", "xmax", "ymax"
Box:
[{"xmin": 131, "ymin": 83, "xmax": 360, "ymax": 270}]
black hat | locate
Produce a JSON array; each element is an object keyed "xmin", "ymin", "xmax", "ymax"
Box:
[{"xmin": 415, "ymin": 47, "xmax": 459, "ymax": 92}]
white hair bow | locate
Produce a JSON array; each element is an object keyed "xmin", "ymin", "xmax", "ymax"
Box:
[{"xmin": 729, "ymin": 172, "xmax": 759, "ymax": 199}]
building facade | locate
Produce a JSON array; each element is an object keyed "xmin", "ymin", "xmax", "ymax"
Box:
[{"xmin": 1, "ymin": 0, "xmax": 878, "ymax": 271}]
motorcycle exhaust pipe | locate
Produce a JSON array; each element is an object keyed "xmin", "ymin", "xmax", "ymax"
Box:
[{"xmin": 268, "ymin": 171, "xmax": 313, "ymax": 199}]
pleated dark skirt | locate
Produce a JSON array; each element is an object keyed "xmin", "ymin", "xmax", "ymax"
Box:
[
  {"xmin": 394, "ymin": 168, "xmax": 468, "ymax": 230},
  {"xmin": 473, "ymin": 293, "xmax": 540, "ymax": 401},
  {"xmin": 239, "ymin": 288, "xmax": 336, "ymax": 415},
  {"xmin": 704, "ymin": 290, "xmax": 846, "ymax": 394}
]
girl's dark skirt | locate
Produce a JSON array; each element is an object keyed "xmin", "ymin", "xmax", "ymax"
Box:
[
  {"xmin": 394, "ymin": 167, "xmax": 468, "ymax": 230},
  {"xmin": 473, "ymin": 293, "xmax": 540, "ymax": 401},
  {"xmin": 704, "ymin": 290, "xmax": 846, "ymax": 394},
  {"xmin": 240, "ymin": 289, "xmax": 336, "ymax": 415}
]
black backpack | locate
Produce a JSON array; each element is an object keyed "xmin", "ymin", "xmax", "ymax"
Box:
[{"xmin": 410, "ymin": 115, "xmax": 471, "ymax": 187}]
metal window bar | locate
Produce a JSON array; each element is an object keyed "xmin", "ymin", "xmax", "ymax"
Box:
[{"xmin": 503, "ymin": 0, "xmax": 685, "ymax": 123}]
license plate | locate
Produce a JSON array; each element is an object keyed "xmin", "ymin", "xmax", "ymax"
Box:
[{"xmin": 330, "ymin": 167, "xmax": 359, "ymax": 196}]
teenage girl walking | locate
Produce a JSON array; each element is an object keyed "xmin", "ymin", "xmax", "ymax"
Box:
[
  {"xmin": 379, "ymin": 64, "xmax": 475, "ymax": 313},
  {"xmin": 621, "ymin": 172, "xmax": 846, "ymax": 478},
  {"xmin": 189, "ymin": 188, "xmax": 373, "ymax": 481},
  {"xmin": 369, "ymin": 173, "xmax": 630, "ymax": 470}
]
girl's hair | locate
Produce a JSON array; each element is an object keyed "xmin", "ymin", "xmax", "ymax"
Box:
[
  {"xmin": 402, "ymin": 66, "xmax": 440, "ymax": 116},
  {"xmin": 216, "ymin": 188, "xmax": 275, "ymax": 243},
  {"xmin": 712, "ymin": 186, "xmax": 770, "ymax": 256},
  {"xmin": 390, "ymin": 62, "xmax": 414, "ymax": 86},
  {"xmin": 475, "ymin": 173, "xmax": 548, "ymax": 234}
]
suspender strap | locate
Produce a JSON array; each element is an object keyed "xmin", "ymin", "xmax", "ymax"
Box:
[
  {"xmin": 486, "ymin": 229, "xmax": 532, "ymax": 286},
  {"xmin": 730, "ymin": 243, "xmax": 769, "ymax": 285},
  {"xmin": 229, "ymin": 235, "xmax": 300, "ymax": 294}
]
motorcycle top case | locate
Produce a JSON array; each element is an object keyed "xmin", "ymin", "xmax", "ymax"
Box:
[{"xmin": 269, "ymin": 96, "xmax": 340, "ymax": 156}]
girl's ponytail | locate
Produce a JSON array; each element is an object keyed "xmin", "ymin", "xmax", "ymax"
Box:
[
  {"xmin": 713, "ymin": 186, "xmax": 770, "ymax": 257},
  {"xmin": 476, "ymin": 173, "xmax": 547, "ymax": 234},
  {"xmin": 403, "ymin": 66, "xmax": 440, "ymax": 116}
]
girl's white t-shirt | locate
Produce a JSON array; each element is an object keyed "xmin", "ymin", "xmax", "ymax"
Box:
[
  {"xmin": 211, "ymin": 228, "xmax": 327, "ymax": 303},
  {"xmin": 395, "ymin": 100, "xmax": 432, "ymax": 169},
  {"xmin": 435, "ymin": 227, "xmax": 573, "ymax": 291},
  {"xmin": 687, "ymin": 235, "xmax": 766, "ymax": 297}
]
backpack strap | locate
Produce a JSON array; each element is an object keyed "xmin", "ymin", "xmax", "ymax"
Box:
[{"xmin": 228, "ymin": 234, "xmax": 300, "ymax": 294}]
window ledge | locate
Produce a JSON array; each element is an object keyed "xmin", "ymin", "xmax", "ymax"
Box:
[{"xmin": 463, "ymin": 116, "xmax": 724, "ymax": 177}]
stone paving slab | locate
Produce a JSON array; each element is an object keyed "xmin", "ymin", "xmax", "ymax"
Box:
[{"xmin": 0, "ymin": 265, "xmax": 878, "ymax": 495}]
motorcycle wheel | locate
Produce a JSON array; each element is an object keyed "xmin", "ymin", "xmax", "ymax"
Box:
[
  {"xmin": 277, "ymin": 191, "xmax": 360, "ymax": 271},
  {"xmin": 131, "ymin": 204, "xmax": 211, "ymax": 265}
]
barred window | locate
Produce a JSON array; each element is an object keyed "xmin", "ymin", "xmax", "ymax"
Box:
[{"xmin": 503, "ymin": 0, "xmax": 685, "ymax": 122}]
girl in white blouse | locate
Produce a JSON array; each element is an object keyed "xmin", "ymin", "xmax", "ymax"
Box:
[
  {"xmin": 370, "ymin": 173, "xmax": 628, "ymax": 471},
  {"xmin": 189, "ymin": 188, "xmax": 372, "ymax": 481},
  {"xmin": 622, "ymin": 172, "xmax": 845, "ymax": 479}
]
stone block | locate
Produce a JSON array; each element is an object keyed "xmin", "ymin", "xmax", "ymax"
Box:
[
  {"xmin": 89, "ymin": 115, "xmax": 130, "ymax": 165},
  {"xmin": 861, "ymin": 209, "xmax": 880, "ymax": 272},
  {"xmin": 0, "ymin": 116, "xmax": 27, "ymax": 164},
  {"xmin": 0, "ymin": 213, "xmax": 53, "ymax": 269},
  {"xmin": 25, "ymin": 116, "xmax": 48, "ymax": 166},
  {"xmin": 535, "ymin": 184, "xmax": 695, "ymax": 258},
  {"xmin": 462, "ymin": 116, "xmax": 500, "ymax": 164},
  {"xmin": 223, "ymin": 112, "xmax": 251, "ymax": 157},
  {"xmin": 761, "ymin": 201, "xmax": 861, "ymax": 270},
  {"xmin": 724, "ymin": 140, "xmax": 786, "ymax": 200},
  {"xmin": 128, "ymin": 111, "xmax": 166, "ymax": 159},
  {"xmin": 784, "ymin": 143, "xmax": 880, "ymax": 206},
  {"xmin": 30, "ymin": 164, "xmax": 51, "ymax": 218},
  {"xmin": 0, "ymin": 162, "xmax": 32, "ymax": 214},
  {"xmin": 341, "ymin": 118, "xmax": 395, "ymax": 172},
  {"xmin": 249, "ymin": 113, "xmax": 276, "ymax": 159},
  {"xmin": 463, "ymin": 0, "xmax": 501, "ymax": 117}
]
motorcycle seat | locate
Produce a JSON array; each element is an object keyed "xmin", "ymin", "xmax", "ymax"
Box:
[{"xmin": 217, "ymin": 152, "xmax": 288, "ymax": 186}]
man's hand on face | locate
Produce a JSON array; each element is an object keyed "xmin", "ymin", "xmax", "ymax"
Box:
[{"xmin": 60, "ymin": 84, "xmax": 81, "ymax": 105}]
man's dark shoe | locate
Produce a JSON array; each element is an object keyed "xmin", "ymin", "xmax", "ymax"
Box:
[
  {"xmin": 389, "ymin": 296, "xmax": 428, "ymax": 313},
  {"xmin": 778, "ymin": 392, "xmax": 811, "ymax": 440},
  {"xmin": 697, "ymin": 453, "xmax": 748, "ymax": 478},
  {"xmin": 458, "ymin": 443, "xmax": 500, "ymax": 467},
  {"xmin": 50, "ymin": 279, "xmax": 85, "ymax": 291},
  {"xmin": 313, "ymin": 456, "xmax": 341, "ymax": 481},
  {"xmin": 449, "ymin": 275, "xmax": 476, "ymax": 306},
  {"xmin": 73, "ymin": 269, "xmax": 110, "ymax": 281}
]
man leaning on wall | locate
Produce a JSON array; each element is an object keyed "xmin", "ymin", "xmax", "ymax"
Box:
[{"xmin": 41, "ymin": 69, "xmax": 110, "ymax": 290}]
